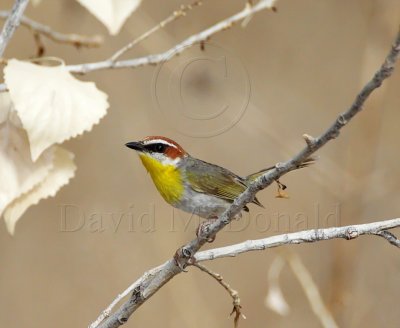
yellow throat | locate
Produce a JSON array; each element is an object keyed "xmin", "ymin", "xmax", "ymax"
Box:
[{"xmin": 139, "ymin": 154, "xmax": 184, "ymax": 204}]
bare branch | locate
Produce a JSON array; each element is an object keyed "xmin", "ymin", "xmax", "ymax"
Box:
[
  {"xmin": 193, "ymin": 263, "xmax": 245, "ymax": 328},
  {"xmin": 67, "ymin": 0, "xmax": 278, "ymax": 73},
  {"xmin": 0, "ymin": 11, "xmax": 103, "ymax": 48},
  {"xmin": 91, "ymin": 28, "xmax": 400, "ymax": 328},
  {"xmin": 195, "ymin": 218, "xmax": 400, "ymax": 262},
  {"xmin": 0, "ymin": 0, "xmax": 29, "ymax": 57},
  {"xmin": 109, "ymin": 0, "xmax": 203, "ymax": 62},
  {"xmin": 0, "ymin": 0, "xmax": 276, "ymax": 93}
]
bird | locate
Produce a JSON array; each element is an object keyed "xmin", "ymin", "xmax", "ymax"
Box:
[{"xmin": 125, "ymin": 136, "xmax": 314, "ymax": 234}]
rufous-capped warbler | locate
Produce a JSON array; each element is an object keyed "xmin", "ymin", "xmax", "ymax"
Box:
[{"xmin": 126, "ymin": 136, "xmax": 314, "ymax": 222}]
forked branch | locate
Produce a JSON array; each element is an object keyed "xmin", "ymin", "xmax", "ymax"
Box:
[
  {"xmin": 0, "ymin": 0, "xmax": 277, "ymax": 92},
  {"xmin": 91, "ymin": 26, "xmax": 400, "ymax": 328},
  {"xmin": 67, "ymin": 0, "xmax": 278, "ymax": 73}
]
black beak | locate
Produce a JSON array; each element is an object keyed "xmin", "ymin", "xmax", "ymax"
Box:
[{"xmin": 125, "ymin": 141, "xmax": 144, "ymax": 151}]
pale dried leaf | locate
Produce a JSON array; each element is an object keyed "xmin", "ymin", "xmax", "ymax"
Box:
[
  {"xmin": 76, "ymin": 0, "xmax": 142, "ymax": 35},
  {"xmin": 4, "ymin": 59, "xmax": 109, "ymax": 161},
  {"xmin": 0, "ymin": 93, "xmax": 54, "ymax": 218},
  {"xmin": 265, "ymin": 256, "xmax": 290, "ymax": 316},
  {"xmin": 4, "ymin": 146, "xmax": 76, "ymax": 234}
]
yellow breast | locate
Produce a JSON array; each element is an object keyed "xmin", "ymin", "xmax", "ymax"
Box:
[{"xmin": 139, "ymin": 154, "xmax": 184, "ymax": 205}]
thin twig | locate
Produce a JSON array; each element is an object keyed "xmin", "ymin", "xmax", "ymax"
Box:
[
  {"xmin": 91, "ymin": 28, "xmax": 400, "ymax": 328},
  {"xmin": 0, "ymin": 0, "xmax": 29, "ymax": 57},
  {"xmin": 0, "ymin": 10, "xmax": 103, "ymax": 48},
  {"xmin": 109, "ymin": 0, "xmax": 203, "ymax": 62},
  {"xmin": 193, "ymin": 263, "xmax": 245, "ymax": 328},
  {"xmin": 0, "ymin": 0, "xmax": 276, "ymax": 92},
  {"xmin": 67, "ymin": 0, "xmax": 278, "ymax": 73}
]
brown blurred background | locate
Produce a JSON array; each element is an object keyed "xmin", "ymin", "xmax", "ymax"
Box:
[{"xmin": 1, "ymin": 0, "xmax": 400, "ymax": 327}]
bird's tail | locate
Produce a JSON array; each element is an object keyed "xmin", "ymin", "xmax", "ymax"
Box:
[{"xmin": 245, "ymin": 157, "xmax": 316, "ymax": 182}]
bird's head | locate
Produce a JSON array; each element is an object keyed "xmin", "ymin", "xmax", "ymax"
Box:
[{"xmin": 125, "ymin": 136, "xmax": 188, "ymax": 166}]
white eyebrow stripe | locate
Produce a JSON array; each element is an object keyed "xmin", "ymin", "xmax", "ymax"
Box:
[{"xmin": 143, "ymin": 139, "xmax": 177, "ymax": 148}]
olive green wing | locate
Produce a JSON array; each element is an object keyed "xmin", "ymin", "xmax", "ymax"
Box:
[
  {"xmin": 184, "ymin": 158, "xmax": 264, "ymax": 208},
  {"xmin": 186, "ymin": 162, "xmax": 246, "ymax": 201}
]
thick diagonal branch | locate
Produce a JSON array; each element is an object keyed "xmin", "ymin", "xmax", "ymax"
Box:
[{"xmin": 91, "ymin": 27, "xmax": 400, "ymax": 328}]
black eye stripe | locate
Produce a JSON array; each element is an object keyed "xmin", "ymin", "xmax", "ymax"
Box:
[{"xmin": 144, "ymin": 143, "xmax": 168, "ymax": 153}]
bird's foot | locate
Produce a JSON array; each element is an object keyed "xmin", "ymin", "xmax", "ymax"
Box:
[{"xmin": 196, "ymin": 216, "xmax": 218, "ymax": 243}]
